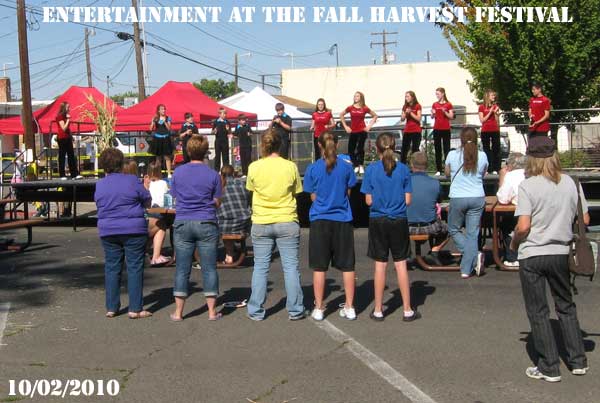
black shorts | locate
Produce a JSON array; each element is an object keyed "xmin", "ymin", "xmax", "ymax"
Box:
[
  {"xmin": 368, "ymin": 217, "xmax": 410, "ymax": 262},
  {"xmin": 309, "ymin": 220, "xmax": 355, "ymax": 271}
]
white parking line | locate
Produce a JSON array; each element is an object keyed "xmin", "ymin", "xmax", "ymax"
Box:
[
  {"xmin": 0, "ymin": 303, "xmax": 10, "ymax": 347},
  {"xmin": 313, "ymin": 319, "xmax": 437, "ymax": 403}
]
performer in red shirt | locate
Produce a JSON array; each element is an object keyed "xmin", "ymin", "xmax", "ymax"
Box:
[
  {"xmin": 430, "ymin": 87, "xmax": 454, "ymax": 175},
  {"xmin": 340, "ymin": 91, "xmax": 378, "ymax": 174},
  {"xmin": 401, "ymin": 91, "xmax": 422, "ymax": 164},
  {"xmin": 310, "ymin": 98, "xmax": 335, "ymax": 161},
  {"xmin": 529, "ymin": 82, "xmax": 552, "ymax": 140},
  {"xmin": 479, "ymin": 89, "xmax": 501, "ymax": 174},
  {"xmin": 56, "ymin": 102, "xmax": 81, "ymax": 179}
]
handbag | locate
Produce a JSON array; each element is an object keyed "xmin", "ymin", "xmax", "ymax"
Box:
[{"xmin": 568, "ymin": 178, "xmax": 597, "ymax": 294}]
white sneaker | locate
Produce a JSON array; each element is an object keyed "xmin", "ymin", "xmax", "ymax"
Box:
[
  {"xmin": 339, "ymin": 306, "xmax": 357, "ymax": 320},
  {"xmin": 492, "ymin": 171, "xmax": 498, "ymax": 175},
  {"xmin": 358, "ymin": 166, "xmax": 365, "ymax": 174},
  {"xmin": 572, "ymin": 367, "xmax": 588, "ymax": 376},
  {"xmin": 60, "ymin": 177, "xmax": 68, "ymax": 180},
  {"xmin": 192, "ymin": 262, "xmax": 201, "ymax": 270},
  {"xmin": 353, "ymin": 166, "xmax": 360, "ymax": 174},
  {"xmin": 525, "ymin": 367, "xmax": 561, "ymax": 382},
  {"xmin": 435, "ymin": 171, "xmax": 441, "ymax": 176},
  {"xmin": 311, "ymin": 308, "xmax": 324, "ymax": 321},
  {"xmin": 475, "ymin": 252, "xmax": 485, "ymax": 276},
  {"xmin": 74, "ymin": 175, "xmax": 83, "ymax": 179},
  {"xmin": 503, "ymin": 260, "xmax": 519, "ymax": 268}
]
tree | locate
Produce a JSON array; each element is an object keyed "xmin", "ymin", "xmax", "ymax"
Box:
[
  {"xmin": 110, "ymin": 91, "xmax": 138, "ymax": 106},
  {"xmin": 438, "ymin": 0, "xmax": 600, "ymax": 133},
  {"xmin": 193, "ymin": 79, "xmax": 238, "ymax": 100}
]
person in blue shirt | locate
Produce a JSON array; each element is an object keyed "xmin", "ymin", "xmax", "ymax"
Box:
[
  {"xmin": 212, "ymin": 107, "xmax": 230, "ymax": 172},
  {"xmin": 179, "ymin": 112, "xmax": 199, "ymax": 164},
  {"xmin": 149, "ymin": 104, "xmax": 173, "ymax": 177},
  {"xmin": 361, "ymin": 133, "xmax": 421, "ymax": 323},
  {"xmin": 407, "ymin": 152, "xmax": 449, "ymax": 266},
  {"xmin": 269, "ymin": 103, "xmax": 293, "ymax": 159},
  {"xmin": 445, "ymin": 127, "xmax": 488, "ymax": 278},
  {"xmin": 304, "ymin": 132, "xmax": 357, "ymax": 321}
]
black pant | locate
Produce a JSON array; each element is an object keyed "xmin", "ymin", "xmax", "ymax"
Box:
[
  {"xmin": 348, "ymin": 131, "xmax": 367, "ymax": 167},
  {"xmin": 214, "ymin": 139, "xmax": 229, "ymax": 172},
  {"xmin": 57, "ymin": 137, "xmax": 78, "ymax": 178},
  {"xmin": 313, "ymin": 137, "xmax": 321, "ymax": 161},
  {"xmin": 401, "ymin": 131, "xmax": 422, "ymax": 164},
  {"xmin": 433, "ymin": 129, "xmax": 451, "ymax": 172},
  {"xmin": 499, "ymin": 216, "xmax": 518, "ymax": 262},
  {"xmin": 481, "ymin": 131, "xmax": 500, "ymax": 173},
  {"xmin": 280, "ymin": 133, "xmax": 290, "ymax": 159},
  {"xmin": 240, "ymin": 146, "xmax": 252, "ymax": 176},
  {"xmin": 519, "ymin": 255, "xmax": 587, "ymax": 376}
]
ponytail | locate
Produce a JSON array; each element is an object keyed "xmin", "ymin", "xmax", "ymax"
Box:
[
  {"xmin": 376, "ymin": 133, "xmax": 396, "ymax": 176},
  {"xmin": 261, "ymin": 129, "xmax": 282, "ymax": 157},
  {"xmin": 318, "ymin": 132, "xmax": 338, "ymax": 173},
  {"xmin": 460, "ymin": 127, "xmax": 479, "ymax": 174},
  {"xmin": 220, "ymin": 164, "xmax": 234, "ymax": 188}
]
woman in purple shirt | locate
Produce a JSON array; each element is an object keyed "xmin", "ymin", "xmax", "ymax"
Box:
[
  {"xmin": 170, "ymin": 136, "xmax": 223, "ymax": 321},
  {"xmin": 94, "ymin": 148, "xmax": 152, "ymax": 319}
]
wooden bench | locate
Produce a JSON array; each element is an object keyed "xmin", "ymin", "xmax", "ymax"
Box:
[
  {"xmin": 410, "ymin": 234, "xmax": 460, "ymax": 272},
  {"xmin": 217, "ymin": 233, "xmax": 250, "ymax": 269},
  {"xmin": 0, "ymin": 218, "xmax": 44, "ymax": 251}
]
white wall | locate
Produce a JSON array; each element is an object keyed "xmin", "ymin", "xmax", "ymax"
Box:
[{"xmin": 281, "ymin": 61, "xmax": 479, "ymax": 123}]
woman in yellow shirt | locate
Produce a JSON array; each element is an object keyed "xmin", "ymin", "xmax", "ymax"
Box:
[{"xmin": 246, "ymin": 130, "xmax": 305, "ymax": 321}]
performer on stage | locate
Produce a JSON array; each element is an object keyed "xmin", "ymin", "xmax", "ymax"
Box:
[
  {"xmin": 310, "ymin": 98, "xmax": 335, "ymax": 161},
  {"xmin": 400, "ymin": 91, "xmax": 422, "ymax": 164},
  {"xmin": 431, "ymin": 88, "xmax": 454, "ymax": 176},
  {"xmin": 269, "ymin": 103, "xmax": 293, "ymax": 159},
  {"xmin": 212, "ymin": 107, "xmax": 231, "ymax": 172},
  {"xmin": 56, "ymin": 102, "xmax": 81, "ymax": 179},
  {"xmin": 529, "ymin": 82, "xmax": 552, "ymax": 140},
  {"xmin": 233, "ymin": 114, "xmax": 253, "ymax": 176},
  {"xmin": 479, "ymin": 89, "xmax": 501, "ymax": 174},
  {"xmin": 340, "ymin": 91, "xmax": 378, "ymax": 174},
  {"xmin": 179, "ymin": 112, "xmax": 199, "ymax": 164},
  {"xmin": 149, "ymin": 104, "xmax": 173, "ymax": 178}
]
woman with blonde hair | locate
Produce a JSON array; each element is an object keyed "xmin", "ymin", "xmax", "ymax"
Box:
[
  {"xmin": 431, "ymin": 87, "xmax": 454, "ymax": 175},
  {"xmin": 340, "ymin": 91, "xmax": 378, "ymax": 174},
  {"xmin": 401, "ymin": 91, "xmax": 422, "ymax": 164},
  {"xmin": 479, "ymin": 89, "xmax": 501, "ymax": 174},
  {"xmin": 511, "ymin": 136, "xmax": 589, "ymax": 382},
  {"xmin": 246, "ymin": 129, "xmax": 305, "ymax": 321},
  {"xmin": 445, "ymin": 127, "xmax": 488, "ymax": 278}
]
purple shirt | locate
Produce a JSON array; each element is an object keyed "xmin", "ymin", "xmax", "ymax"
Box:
[
  {"xmin": 171, "ymin": 162, "xmax": 222, "ymax": 221},
  {"xmin": 94, "ymin": 173, "xmax": 151, "ymax": 238}
]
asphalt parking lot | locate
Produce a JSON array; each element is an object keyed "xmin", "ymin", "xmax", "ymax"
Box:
[{"xmin": 1, "ymin": 226, "xmax": 599, "ymax": 403}]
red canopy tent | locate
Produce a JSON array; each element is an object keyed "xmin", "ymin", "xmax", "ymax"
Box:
[
  {"xmin": 113, "ymin": 81, "xmax": 257, "ymax": 131},
  {"xmin": 0, "ymin": 86, "xmax": 123, "ymax": 135}
]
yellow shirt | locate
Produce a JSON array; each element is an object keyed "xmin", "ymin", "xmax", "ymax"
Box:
[{"xmin": 246, "ymin": 156, "xmax": 303, "ymax": 224}]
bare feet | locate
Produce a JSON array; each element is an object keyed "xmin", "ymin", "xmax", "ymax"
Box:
[{"xmin": 128, "ymin": 310, "xmax": 153, "ymax": 319}]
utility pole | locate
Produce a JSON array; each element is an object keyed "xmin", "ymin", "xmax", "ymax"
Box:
[
  {"xmin": 426, "ymin": 50, "xmax": 431, "ymax": 62},
  {"xmin": 234, "ymin": 52, "xmax": 238, "ymax": 91},
  {"xmin": 370, "ymin": 30, "xmax": 397, "ymax": 65},
  {"xmin": 131, "ymin": 0, "xmax": 146, "ymax": 101},
  {"xmin": 84, "ymin": 28, "xmax": 93, "ymax": 87},
  {"xmin": 16, "ymin": 0, "xmax": 35, "ymax": 155}
]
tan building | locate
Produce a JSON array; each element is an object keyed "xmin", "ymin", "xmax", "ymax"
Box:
[{"xmin": 281, "ymin": 61, "xmax": 479, "ymax": 120}]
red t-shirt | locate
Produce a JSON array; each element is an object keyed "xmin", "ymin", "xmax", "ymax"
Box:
[
  {"xmin": 432, "ymin": 101, "xmax": 453, "ymax": 130},
  {"xmin": 529, "ymin": 95, "xmax": 551, "ymax": 132},
  {"xmin": 56, "ymin": 113, "xmax": 71, "ymax": 139},
  {"xmin": 403, "ymin": 103, "xmax": 422, "ymax": 133},
  {"xmin": 344, "ymin": 105, "xmax": 371, "ymax": 133},
  {"xmin": 478, "ymin": 104, "xmax": 499, "ymax": 133},
  {"xmin": 312, "ymin": 111, "xmax": 333, "ymax": 138}
]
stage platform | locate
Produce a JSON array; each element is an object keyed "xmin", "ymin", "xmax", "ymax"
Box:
[{"xmin": 11, "ymin": 170, "xmax": 600, "ymax": 228}]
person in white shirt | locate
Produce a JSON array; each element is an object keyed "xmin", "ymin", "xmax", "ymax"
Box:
[
  {"xmin": 496, "ymin": 153, "xmax": 526, "ymax": 266},
  {"xmin": 146, "ymin": 161, "xmax": 172, "ymax": 266}
]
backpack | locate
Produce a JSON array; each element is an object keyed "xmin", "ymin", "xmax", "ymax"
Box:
[{"xmin": 568, "ymin": 178, "xmax": 597, "ymax": 294}]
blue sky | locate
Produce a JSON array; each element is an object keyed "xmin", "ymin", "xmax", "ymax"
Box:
[{"xmin": 0, "ymin": 0, "xmax": 458, "ymax": 100}]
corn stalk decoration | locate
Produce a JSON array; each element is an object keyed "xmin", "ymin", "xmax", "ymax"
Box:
[{"xmin": 80, "ymin": 93, "xmax": 117, "ymax": 153}]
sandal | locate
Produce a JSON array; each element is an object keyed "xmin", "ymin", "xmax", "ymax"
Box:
[
  {"xmin": 150, "ymin": 255, "xmax": 171, "ymax": 267},
  {"xmin": 105, "ymin": 311, "xmax": 116, "ymax": 318},
  {"xmin": 169, "ymin": 313, "xmax": 183, "ymax": 322},
  {"xmin": 208, "ymin": 312, "xmax": 223, "ymax": 321},
  {"xmin": 128, "ymin": 310, "xmax": 153, "ymax": 319}
]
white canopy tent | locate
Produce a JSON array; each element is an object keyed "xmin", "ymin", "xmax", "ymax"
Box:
[{"xmin": 220, "ymin": 87, "xmax": 312, "ymax": 129}]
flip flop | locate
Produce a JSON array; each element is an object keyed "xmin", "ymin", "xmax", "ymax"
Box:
[
  {"xmin": 169, "ymin": 313, "xmax": 183, "ymax": 322},
  {"xmin": 208, "ymin": 312, "xmax": 223, "ymax": 321},
  {"xmin": 128, "ymin": 311, "xmax": 153, "ymax": 319},
  {"xmin": 223, "ymin": 299, "xmax": 247, "ymax": 308},
  {"xmin": 150, "ymin": 255, "xmax": 171, "ymax": 267},
  {"xmin": 105, "ymin": 311, "xmax": 116, "ymax": 318}
]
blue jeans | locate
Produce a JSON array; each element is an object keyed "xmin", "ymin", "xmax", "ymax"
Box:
[
  {"xmin": 448, "ymin": 197, "xmax": 485, "ymax": 275},
  {"xmin": 247, "ymin": 222, "xmax": 304, "ymax": 319},
  {"xmin": 101, "ymin": 234, "xmax": 148, "ymax": 313},
  {"xmin": 173, "ymin": 220, "xmax": 219, "ymax": 298}
]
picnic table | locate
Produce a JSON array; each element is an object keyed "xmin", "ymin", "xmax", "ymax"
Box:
[{"xmin": 146, "ymin": 207, "xmax": 249, "ymax": 268}]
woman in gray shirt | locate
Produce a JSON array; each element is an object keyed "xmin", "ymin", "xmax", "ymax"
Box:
[{"xmin": 511, "ymin": 136, "xmax": 588, "ymax": 383}]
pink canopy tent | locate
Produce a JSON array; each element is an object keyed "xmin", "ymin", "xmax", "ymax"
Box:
[
  {"xmin": 113, "ymin": 81, "xmax": 257, "ymax": 131},
  {"xmin": 0, "ymin": 86, "xmax": 123, "ymax": 135}
]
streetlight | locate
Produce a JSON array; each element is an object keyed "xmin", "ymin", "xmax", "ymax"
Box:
[
  {"xmin": 329, "ymin": 44, "xmax": 339, "ymax": 67},
  {"xmin": 2, "ymin": 62, "xmax": 13, "ymax": 77},
  {"xmin": 282, "ymin": 52, "xmax": 295, "ymax": 69}
]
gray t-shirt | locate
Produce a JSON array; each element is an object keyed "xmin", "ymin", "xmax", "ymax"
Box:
[{"xmin": 515, "ymin": 174, "xmax": 588, "ymax": 259}]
